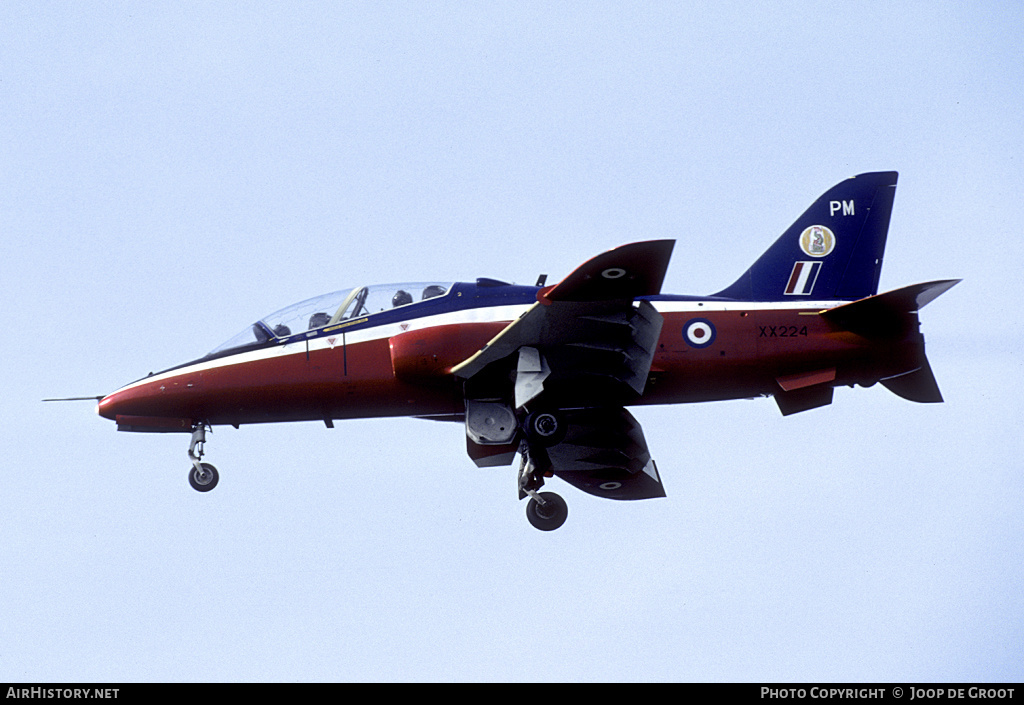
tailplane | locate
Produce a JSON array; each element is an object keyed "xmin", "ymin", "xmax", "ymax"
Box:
[
  {"xmin": 715, "ymin": 171, "xmax": 899, "ymax": 302},
  {"xmin": 823, "ymin": 278, "xmax": 960, "ymax": 404},
  {"xmin": 820, "ymin": 279, "xmax": 960, "ymax": 339},
  {"xmin": 880, "ymin": 357, "xmax": 944, "ymax": 403}
]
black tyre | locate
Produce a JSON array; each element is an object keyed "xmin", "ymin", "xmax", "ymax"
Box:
[
  {"xmin": 189, "ymin": 463, "xmax": 219, "ymax": 492},
  {"xmin": 525, "ymin": 491, "xmax": 568, "ymax": 531}
]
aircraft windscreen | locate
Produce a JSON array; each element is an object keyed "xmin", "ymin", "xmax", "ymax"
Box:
[{"xmin": 207, "ymin": 283, "xmax": 451, "ymax": 356}]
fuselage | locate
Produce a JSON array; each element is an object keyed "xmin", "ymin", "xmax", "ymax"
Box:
[
  {"xmin": 90, "ymin": 175, "xmax": 956, "ymax": 531},
  {"xmin": 97, "ymin": 279, "xmax": 924, "ymax": 431}
]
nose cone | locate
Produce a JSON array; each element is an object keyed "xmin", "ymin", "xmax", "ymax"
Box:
[
  {"xmin": 96, "ymin": 392, "xmax": 121, "ymax": 421},
  {"xmin": 95, "ymin": 376, "xmax": 197, "ymax": 432}
]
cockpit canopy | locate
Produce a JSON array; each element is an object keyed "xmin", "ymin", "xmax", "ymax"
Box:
[{"xmin": 208, "ymin": 282, "xmax": 452, "ymax": 356}]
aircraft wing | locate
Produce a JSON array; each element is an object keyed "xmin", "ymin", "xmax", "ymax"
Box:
[
  {"xmin": 452, "ymin": 240, "xmax": 674, "ymax": 408},
  {"xmin": 454, "ymin": 241, "xmax": 674, "ymax": 500},
  {"xmin": 547, "ymin": 407, "xmax": 666, "ymax": 500},
  {"xmin": 539, "ymin": 238, "xmax": 676, "ymax": 302}
]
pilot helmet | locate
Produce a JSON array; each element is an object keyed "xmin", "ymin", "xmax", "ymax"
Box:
[{"xmin": 392, "ymin": 290, "xmax": 413, "ymax": 307}]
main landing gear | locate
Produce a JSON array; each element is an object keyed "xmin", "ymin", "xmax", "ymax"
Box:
[
  {"xmin": 187, "ymin": 424, "xmax": 219, "ymax": 492},
  {"xmin": 525, "ymin": 492, "xmax": 568, "ymax": 531},
  {"xmin": 518, "ymin": 437, "xmax": 568, "ymax": 531}
]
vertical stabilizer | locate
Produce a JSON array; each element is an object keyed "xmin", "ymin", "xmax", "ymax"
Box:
[{"xmin": 715, "ymin": 171, "xmax": 898, "ymax": 302}]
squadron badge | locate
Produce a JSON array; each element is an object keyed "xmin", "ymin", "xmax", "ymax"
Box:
[{"xmin": 799, "ymin": 225, "xmax": 836, "ymax": 258}]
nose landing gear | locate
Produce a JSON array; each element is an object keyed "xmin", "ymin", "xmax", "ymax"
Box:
[{"xmin": 188, "ymin": 424, "xmax": 219, "ymax": 492}]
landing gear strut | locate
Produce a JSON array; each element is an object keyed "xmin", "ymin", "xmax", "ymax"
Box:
[
  {"xmin": 517, "ymin": 443, "xmax": 568, "ymax": 531},
  {"xmin": 188, "ymin": 424, "xmax": 219, "ymax": 492}
]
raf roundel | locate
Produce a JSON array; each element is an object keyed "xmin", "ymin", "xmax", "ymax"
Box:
[{"xmin": 683, "ymin": 318, "xmax": 716, "ymax": 348}]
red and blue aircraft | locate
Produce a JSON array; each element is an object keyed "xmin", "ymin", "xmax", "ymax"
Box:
[{"xmin": 92, "ymin": 172, "xmax": 957, "ymax": 530}]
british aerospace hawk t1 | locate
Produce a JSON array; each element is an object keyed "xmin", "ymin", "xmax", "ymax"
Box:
[{"xmin": 90, "ymin": 172, "xmax": 958, "ymax": 530}]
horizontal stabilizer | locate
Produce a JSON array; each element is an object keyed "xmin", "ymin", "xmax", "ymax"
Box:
[
  {"xmin": 821, "ymin": 279, "xmax": 960, "ymax": 338},
  {"xmin": 880, "ymin": 357, "xmax": 944, "ymax": 403}
]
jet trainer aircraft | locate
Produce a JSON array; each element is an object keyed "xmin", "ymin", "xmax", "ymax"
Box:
[{"xmin": 93, "ymin": 172, "xmax": 957, "ymax": 530}]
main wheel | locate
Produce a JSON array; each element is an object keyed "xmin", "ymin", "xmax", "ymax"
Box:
[
  {"xmin": 526, "ymin": 491, "xmax": 568, "ymax": 531},
  {"xmin": 189, "ymin": 463, "xmax": 219, "ymax": 492}
]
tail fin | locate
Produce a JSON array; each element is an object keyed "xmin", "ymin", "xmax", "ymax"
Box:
[{"xmin": 714, "ymin": 171, "xmax": 898, "ymax": 301}]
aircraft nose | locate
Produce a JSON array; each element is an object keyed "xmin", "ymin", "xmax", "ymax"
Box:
[
  {"xmin": 96, "ymin": 392, "xmax": 121, "ymax": 421},
  {"xmin": 94, "ymin": 381, "xmax": 196, "ymax": 432}
]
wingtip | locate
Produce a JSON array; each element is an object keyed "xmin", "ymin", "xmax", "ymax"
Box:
[{"xmin": 545, "ymin": 239, "xmax": 677, "ymax": 302}]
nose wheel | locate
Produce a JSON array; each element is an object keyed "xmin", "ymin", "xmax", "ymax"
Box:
[
  {"xmin": 187, "ymin": 424, "xmax": 219, "ymax": 492},
  {"xmin": 189, "ymin": 462, "xmax": 219, "ymax": 492}
]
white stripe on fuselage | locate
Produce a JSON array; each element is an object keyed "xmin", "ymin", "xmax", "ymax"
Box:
[
  {"xmin": 112, "ymin": 298, "xmax": 844, "ymax": 394},
  {"xmin": 647, "ymin": 299, "xmax": 839, "ymax": 314},
  {"xmin": 112, "ymin": 303, "xmax": 533, "ymax": 394}
]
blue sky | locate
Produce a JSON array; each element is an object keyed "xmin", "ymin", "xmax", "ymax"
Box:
[{"xmin": 3, "ymin": 1, "xmax": 1022, "ymax": 682}]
